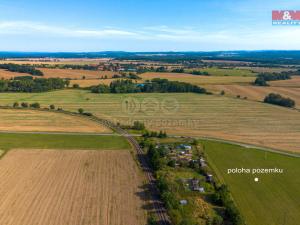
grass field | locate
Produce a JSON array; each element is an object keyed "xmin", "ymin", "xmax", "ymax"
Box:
[
  {"xmin": 140, "ymin": 72, "xmax": 255, "ymax": 85},
  {"xmin": 0, "ymin": 149, "xmax": 146, "ymax": 225},
  {"xmin": 0, "ymin": 90, "xmax": 299, "ymax": 152},
  {"xmin": 204, "ymin": 84, "xmax": 300, "ymax": 108},
  {"xmin": 0, "ymin": 133, "xmax": 131, "ymax": 151},
  {"xmin": 0, "ymin": 108, "xmax": 111, "ymax": 133},
  {"xmin": 203, "ymin": 140, "xmax": 300, "ymax": 225}
]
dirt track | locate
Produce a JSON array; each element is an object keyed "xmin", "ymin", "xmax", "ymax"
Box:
[{"xmin": 0, "ymin": 150, "xmax": 146, "ymax": 225}]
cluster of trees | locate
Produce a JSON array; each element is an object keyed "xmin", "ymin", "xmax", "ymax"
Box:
[
  {"xmin": 0, "ymin": 63, "xmax": 43, "ymax": 76},
  {"xmin": 190, "ymin": 70, "xmax": 210, "ymax": 76},
  {"xmin": 91, "ymin": 79, "xmax": 206, "ymax": 94},
  {"xmin": 142, "ymin": 130, "xmax": 167, "ymax": 138},
  {"xmin": 264, "ymin": 93, "xmax": 295, "ymax": 108},
  {"xmin": 13, "ymin": 102, "xmax": 40, "ymax": 108},
  {"xmin": 254, "ymin": 72, "xmax": 291, "ymax": 86},
  {"xmin": 0, "ymin": 77, "xmax": 68, "ymax": 92},
  {"xmin": 112, "ymin": 72, "xmax": 141, "ymax": 80},
  {"xmin": 213, "ymin": 185, "xmax": 244, "ymax": 225}
]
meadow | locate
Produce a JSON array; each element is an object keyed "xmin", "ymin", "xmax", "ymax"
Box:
[
  {"xmin": 0, "ymin": 133, "xmax": 130, "ymax": 151},
  {"xmin": 0, "ymin": 89, "xmax": 299, "ymax": 152},
  {"xmin": 203, "ymin": 140, "xmax": 300, "ymax": 225}
]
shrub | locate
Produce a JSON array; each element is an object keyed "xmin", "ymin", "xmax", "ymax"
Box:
[
  {"xmin": 21, "ymin": 102, "xmax": 28, "ymax": 108},
  {"xmin": 30, "ymin": 102, "xmax": 40, "ymax": 108},
  {"xmin": 264, "ymin": 93, "xmax": 295, "ymax": 108},
  {"xmin": 13, "ymin": 102, "xmax": 19, "ymax": 108},
  {"xmin": 49, "ymin": 104, "xmax": 55, "ymax": 110}
]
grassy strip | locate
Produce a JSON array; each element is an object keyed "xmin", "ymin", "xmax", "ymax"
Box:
[{"xmin": 0, "ymin": 133, "xmax": 131, "ymax": 151}]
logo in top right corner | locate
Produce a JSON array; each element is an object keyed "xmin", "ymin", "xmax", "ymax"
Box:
[{"xmin": 272, "ymin": 10, "xmax": 300, "ymax": 25}]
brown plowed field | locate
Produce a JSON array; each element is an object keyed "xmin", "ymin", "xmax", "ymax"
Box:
[{"xmin": 0, "ymin": 150, "xmax": 146, "ymax": 225}]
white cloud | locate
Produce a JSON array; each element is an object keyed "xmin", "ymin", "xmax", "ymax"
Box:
[{"xmin": 0, "ymin": 21, "xmax": 300, "ymax": 50}]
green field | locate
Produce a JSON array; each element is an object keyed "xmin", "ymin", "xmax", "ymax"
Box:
[
  {"xmin": 203, "ymin": 140, "xmax": 300, "ymax": 225},
  {"xmin": 0, "ymin": 133, "xmax": 131, "ymax": 151},
  {"xmin": 0, "ymin": 89, "xmax": 299, "ymax": 152}
]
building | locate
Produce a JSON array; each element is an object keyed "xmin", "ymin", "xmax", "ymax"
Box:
[{"xmin": 179, "ymin": 199, "xmax": 188, "ymax": 205}]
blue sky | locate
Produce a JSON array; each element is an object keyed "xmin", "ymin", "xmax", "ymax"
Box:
[{"xmin": 0, "ymin": 0, "xmax": 300, "ymax": 51}]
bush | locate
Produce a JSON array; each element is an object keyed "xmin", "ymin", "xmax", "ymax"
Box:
[
  {"xmin": 264, "ymin": 93, "xmax": 295, "ymax": 108},
  {"xmin": 13, "ymin": 102, "xmax": 19, "ymax": 108},
  {"xmin": 73, "ymin": 84, "xmax": 80, "ymax": 88},
  {"xmin": 21, "ymin": 102, "xmax": 28, "ymax": 108},
  {"xmin": 30, "ymin": 102, "xmax": 40, "ymax": 108},
  {"xmin": 49, "ymin": 104, "xmax": 55, "ymax": 110},
  {"xmin": 78, "ymin": 108, "xmax": 84, "ymax": 114}
]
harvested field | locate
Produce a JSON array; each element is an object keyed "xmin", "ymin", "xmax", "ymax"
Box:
[
  {"xmin": 269, "ymin": 76, "xmax": 300, "ymax": 87},
  {"xmin": 236, "ymin": 66, "xmax": 297, "ymax": 73},
  {"xmin": 0, "ymin": 69, "xmax": 27, "ymax": 79},
  {"xmin": 186, "ymin": 67, "xmax": 256, "ymax": 76},
  {"xmin": 39, "ymin": 68, "xmax": 117, "ymax": 79},
  {"xmin": 0, "ymin": 150, "xmax": 146, "ymax": 225},
  {"xmin": 0, "ymin": 59, "xmax": 110, "ymax": 65},
  {"xmin": 204, "ymin": 84, "xmax": 300, "ymax": 108},
  {"xmin": 0, "ymin": 109, "xmax": 111, "ymax": 133},
  {"xmin": 140, "ymin": 72, "xmax": 255, "ymax": 85},
  {"xmin": 0, "ymin": 90, "xmax": 299, "ymax": 152}
]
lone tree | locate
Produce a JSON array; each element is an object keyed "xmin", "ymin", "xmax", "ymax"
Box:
[
  {"xmin": 78, "ymin": 108, "xmax": 84, "ymax": 114},
  {"xmin": 49, "ymin": 104, "xmax": 55, "ymax": 110},
  {"xmin": 13, "ymin": 102, "xmax": 19, "ymax": 108}
]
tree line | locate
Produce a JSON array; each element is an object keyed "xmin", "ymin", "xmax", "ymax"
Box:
[
  {"xmin": 0, "ymin": 63, "xmax": 43, "ymax": 76},
  {"xmin": 0, "ymin": 77, "xmax": 68, "ymax": 92},
  {"xmin": 90, "ymin": 78, "xmax": 207, "ymax": 94},
  {"xmin": 254, "ymin": 72, "xmax": 292, "ymax": 86}
]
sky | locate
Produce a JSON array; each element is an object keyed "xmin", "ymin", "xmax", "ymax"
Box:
[{"xmin": 0, "ymin": 0, "xmax": 300, "ymax": 52}]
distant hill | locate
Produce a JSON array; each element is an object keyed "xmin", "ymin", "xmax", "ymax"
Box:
[{"xmin": 1, "ymin": 50, "xmax": 300, "ymax": 64}]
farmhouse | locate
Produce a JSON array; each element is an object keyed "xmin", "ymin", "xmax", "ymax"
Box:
[{"xmin": 190, "ymin": 178, "xmax": 205, "ymax": 193}]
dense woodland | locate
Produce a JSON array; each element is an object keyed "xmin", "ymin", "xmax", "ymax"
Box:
[
  {"xmin": 0, "ymin": 63, "xmax": 43, "ymax": 76},
  {"xmin": 90, "ymin": 78, "xmax": 207, "ymax": 94},
  {"xmin": 0, "ymin": 77, "xmax": 68, "ymax": 92}
]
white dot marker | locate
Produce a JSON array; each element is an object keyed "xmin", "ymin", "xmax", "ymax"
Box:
[{"xmin": 254, "ymin": 177, "xmax": 259, "ymax": 182}]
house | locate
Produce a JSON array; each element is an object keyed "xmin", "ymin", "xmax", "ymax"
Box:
[
  {"xmin": 178, "ymin": 144, "xmax": 192, "ymax": 151},
  {"xmin": 199, "ymin": 157, "xmax": 207, "ymax": 167},
  {"xmin": 206, "ymin": 174, "xmax": 213, "ymax": 183},
  {"xmin": 191, "ymin": 178, "xmax": 200, "ymax": 191},
  {"xmin": 179, "ymin": 200, "xmax": 188, "ymax": 205}
]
